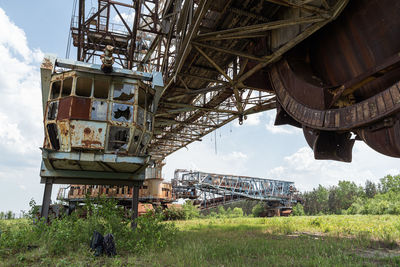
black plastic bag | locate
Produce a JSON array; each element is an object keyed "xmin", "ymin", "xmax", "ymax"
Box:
[
  {"xmin": 90, "ymin": 231, "xmax": 104, "ymax": 256},
  {"xmin": 103, "ymin": 233, "xmax": 116, "ymax": 257}
]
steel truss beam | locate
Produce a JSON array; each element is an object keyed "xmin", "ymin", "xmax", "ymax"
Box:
[
  {"xmin": 70, "ymin": 0, "xmax": 349, "ymax": 161},
  {"xmin": 150, "ymin": 0, "xmax": 348, "ymax": 160},
  {"xmin": 172, "ymin": 170, "xmax": 297, "ymax": 205}
]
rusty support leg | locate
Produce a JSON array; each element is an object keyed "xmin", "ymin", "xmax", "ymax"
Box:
[
  {"xmin": 41, "ymin": 179, "xmax": 53, "ymax": 220},
  {"xmin": 131, "ymin": 184, "xmax": 140, "ymax": 229}
]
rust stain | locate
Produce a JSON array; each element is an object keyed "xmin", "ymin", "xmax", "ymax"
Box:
[
  {"xmin": 41, "ymin": 58, "xmax": 53, "ymax": 69},
  {"xmin": 84, "ymin": 128, "xmax": 91, "ymax": 134},
  {"xmin": 58, "ymin": 123, "xmax": 69, "ymax": 135},
  {"xmin": 70, "ymin": 97, "xmax": 91, "ymax": 120},
  {"xmin": 81, "ymin": 140, "xmax": 102, "ymax": 147},
  {"xmin": 57, "ymin": 97, "xmax": 73, "ymax": 120}
]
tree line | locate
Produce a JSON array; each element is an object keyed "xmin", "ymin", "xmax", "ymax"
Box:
[
  {"xmin": 295, "ymin": 174, "xmax": 400, "ymax": 215},
  {"xmin": 0, "ymin": 211, "xmax": 16, "ymax": 220}
]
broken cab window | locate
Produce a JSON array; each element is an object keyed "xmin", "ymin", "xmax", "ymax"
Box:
[
  {"xmin": 61, "ymin": 78, "xmax": 73, "ymax": 97},
  {"xmin": 76, "ymin": 77, "xmax": 92, "ymax": 97},
  {"xmin": 113, "ymin": 83, "xmax": 135, "ymax": 102},
  {"xmin": 107, "ymin": 126, "xmax": 130, "ymax": 151},
  {"xmin": 138, "ymin": 87, "xmax": 146, "ymax": 109},
  {"xmin": 146, "ymin": 94, "xmax": 154, "ymax": 112},
  {"xmin": 111, "ymin": 103, "xmax": 133, "ymax": 123},
  {"xmin": 140, "ymin": 132, "xmax": 151, "ymax": 154},
  {"xmin": 50, "ymin": 81, "xmax": 61, "ymax": 99},
  {"xmin": 47, "ymin": 101, "xmax": 58, "ymax": 120},
  {"xmin": 146, "ymin": 112, "xmax": 153, "ymax": 131},
  {"xmin": 47, "ymin": 123, "xmax": 60, "ymax": 150},
  {"xmin": 128, "ymin": 129, "xmax": 142, "ymax": 154},
  {"xmin": 94, "ymin": 79, "xmax": 109, "ymax": 99},
  {"xmin": 91, "ymin": 100, "xmax": 107, "ymax": 121},
  {"xmin": 137, "ymin": 107, "xmax": 144, "ymax": 126}
]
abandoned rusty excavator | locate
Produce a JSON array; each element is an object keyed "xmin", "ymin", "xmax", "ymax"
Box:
[{"xmin": 39, "ymin": 0, "xmax": 400, "ymax": 222}]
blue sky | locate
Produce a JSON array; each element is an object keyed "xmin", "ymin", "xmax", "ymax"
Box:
[{"xmin": 0, "ymin": 1, "xmax": 399, "ymax": 214}]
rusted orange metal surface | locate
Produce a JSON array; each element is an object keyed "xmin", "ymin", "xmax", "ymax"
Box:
[
  {"xmin": 267, "ymin": 0, "xmax": 400, "ymax": 162},
  {"xmin": 42, "ymin": 68, "xmax": 156, "ymax": 170},
  {"xmin": 62, "ymin": 178, "xmax": 175, "ymax": 204}
]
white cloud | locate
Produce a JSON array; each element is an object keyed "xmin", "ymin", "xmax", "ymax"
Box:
[
  {"xmin": 0, "ymin": 8, "xmax": 49, "ymax": 213},
  {"xmin": 267, "ymin": 142, "xmax": 400, "ymax": 192},
  {"xmin": 112, "ymin": 12, "xmax": 135, "ymax": 26},
  {"xmin": 0, "ymin": 9, "xmax": 32, "ymax": 60},
  {"xmin": 163, "ymin": 141, "xmax": 250, "ymax": 180},
  {"xmin": 265, "ymin": 110, "xmax": 301, "ymax": 134},
  {"xmin": 221, "ymin": 151, "xmax": 248, "ymax": 161}
]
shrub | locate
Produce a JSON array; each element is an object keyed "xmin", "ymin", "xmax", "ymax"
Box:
[
  {"xmin": 0, "ymin": 197, "xmax": 178, "ymax": 257},
  {"xmin": 251, "ymin": 203, "xmax": 265, "ymax": 217},
  {"xmin": 163, "ymin": 206, "xmax": 185, "ymax": 220},
  {"xmin": 210, "ymin": 207, "xmax": 244, "ymax": 218},
  {"xmin": 181, "ymin": 201, "xmax": 200, "ymax": 220},
  {"xmin": 231, "ymin": 207, "xmax": 244, "ymax": 217},
  {"xmin": 134, "ymin": 212, "xmax": 177, "ymax": 253},
  {"xmin": 292, "ymin": 203, "xmax": 305, "ymax": 216},
  {"xmin": 218, "ymin": 206, "xmax": 226, "ymax": 217}
]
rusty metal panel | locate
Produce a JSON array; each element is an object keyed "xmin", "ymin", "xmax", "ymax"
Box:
[
  {"xmin": 342, "ymin": 106, "xmax": 356, "ymax": 128},
  {"xmin": 383, "ymin": 90, "xmax": 394, "ymax": 110},
  {"xmin": 70, "ymin": 97, "xmax": 91, "ymax": 120},
  {"xmin": 52, "ymin": 159, "xmax": 82, "ymax": 170},
  {"xmin": 368, "ymin": 101, "xmax": 378, "ymax": 118},
  {"xmin": 334, "ymin": 112, "xmax": 340, "ymax": 128},
  {"xmin": 78, "ymin": 161, "xmax": 106, "ymax": 171},
  {"xmin": 356, "ymin": 104, "xmax": 364, "ymax": 123},
  {"xmin": 324, "ymin": 110, "xmax": 334, "ymax": 128},
  {"xmin": 362, "ymin": 101, "xmax": 370, "ymax": 121},
  {"xmin": 70, "ymin": 120, "xmax": 107, "ymax": 149},
  {"xmin": 390, "ymin": 84, "xmax": 400, "ymax": 104},
  {"xmin": 57, "ymin": 97, "xmax": 72, "ymax": 120},
  {"xmin": 376, "ymin": 95, "xmax": 386, "ymax": 114},
  {"xmin": 313, "ymin": 111, "xmax": 324, "ymax": 128},
  {"xmin": 57, "ymin": 121, "xmax": 70, "ymax": 152}
]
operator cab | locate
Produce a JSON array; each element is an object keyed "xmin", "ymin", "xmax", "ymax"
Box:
[{"xmin": 40, "ymin": 55, "xmax": 163, "ymax": 173}]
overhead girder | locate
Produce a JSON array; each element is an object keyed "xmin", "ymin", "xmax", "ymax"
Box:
[
  {"xmin": 149, "ymin": 0, "xmax": 349, "ymax": 159},
  {"xmin": 71, "ymin": 0, "xmax": 400, "ymax": 162}
]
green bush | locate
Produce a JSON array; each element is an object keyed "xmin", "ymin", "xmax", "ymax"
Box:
[
  {"xmin": 346, "ymin": 190, "xmax": 400, "ymax": 215},
  {"xmin": 251, "ymin": 203, "xmax": 265, "ymax": 217},
  {"xmin": 163, "ymin": 201, "xmax": 199, "ymax": 221},
  {"xmin": 0, "ymin": 197, "xmax": 177, "ymax": 257},
  {"xmin": 218, "ymin": 206, "xmax": 226, "ymax": 217},
  {"xmin": 181, "ymin": 201, "xmax": 200, "ymax": 220},
  {"xmin": 231, "ymin": 207, "xmax": 244, "ymax": 217},
  {"xmin": 210, "ymin": 207, "xmax": 244, "ymax": 218},
  {"xmin": 134, "ymin": 212, "xmax": 177, "ymax": 253},
  {"xmin": 292, "ymin": 203, "xmax": 305, "ymax": 216},
  {"xmin": 163, "ymin": 206, "xmax": 185, "ymax": 220}
]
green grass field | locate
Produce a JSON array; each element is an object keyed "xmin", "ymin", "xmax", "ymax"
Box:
[{"xmin": 1, "ymin": 215, "xmax": 400, "ymax": 266}]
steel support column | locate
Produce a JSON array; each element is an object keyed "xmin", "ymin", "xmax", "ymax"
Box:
[{"xmin": 41, "ymin": 178, "xmax": 53, "ymax": 220}]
